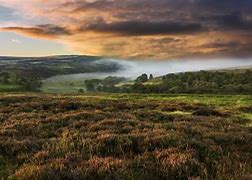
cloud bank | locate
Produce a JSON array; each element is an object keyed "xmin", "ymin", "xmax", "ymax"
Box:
[{"xmin": 1, "ymin": 0, "xmax": 252, "ymax": 59}]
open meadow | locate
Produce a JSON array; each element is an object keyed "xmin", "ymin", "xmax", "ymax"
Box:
[{"xmin": 0, "ymin": 93, "xmax": 251, "ymax": 179}]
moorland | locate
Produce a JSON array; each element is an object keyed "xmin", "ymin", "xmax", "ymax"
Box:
[{"xmin": 0, "ymin": 93, "xmax": 252, "ymax": 179}]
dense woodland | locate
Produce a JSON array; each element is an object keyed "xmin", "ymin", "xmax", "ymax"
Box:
[{"xmin": 88, "ymin": 70, "xmax": 252, "ymax": 94}]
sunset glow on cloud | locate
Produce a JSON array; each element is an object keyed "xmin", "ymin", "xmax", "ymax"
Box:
[{"xmin": 1, "ymin": 0, "xmax": 252, "ymax": 59}]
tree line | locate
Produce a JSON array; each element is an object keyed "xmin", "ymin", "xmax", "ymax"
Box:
[
  {"xmin": 0, "ymin": 72, "xmax": 42, "ymax": 91},
  {"xmin": 83, "ymin": 70, "xmax": 252, "ymax": 94}
]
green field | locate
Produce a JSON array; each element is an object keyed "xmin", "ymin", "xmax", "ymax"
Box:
[
  {"xmin": 41, "ymin": 81, "xmax": 85, "ymax": 93},
  {"xmin": 0, "ymin": 93, "xmax": 251, "ymax": 179},
  {"xmin": 0, "ymin": 85, "xmax": 22, "ymax": 92}
]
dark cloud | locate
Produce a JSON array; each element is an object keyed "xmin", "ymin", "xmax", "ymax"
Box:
[
  {"xmin": 63, "ymin": 0, "xmax": 252, "ymax": 35},
  {"xmin": 85, "ymin": 20, "xmax": 203, "ymax": 36},
  {"xmin": 36, "ymin": 24, "xmax": 72, "ymax": 36},
  {"xmin": 19, "ymin": 0, "xmax": 252, "ymax": 37},
  {"xmin": 2, "ymin": 24, "xmax": 71, "ymax": 38},
  {"xmin": 215, "ymin": 12, "xmax": 252, "ymax": 30},
  {"xmin": 196, "ymin": 0, "xmax": 252, "ymax": 12},
  {"xmin": 67, "ymin": 0, "xmax": 170, "ymax": 12}
]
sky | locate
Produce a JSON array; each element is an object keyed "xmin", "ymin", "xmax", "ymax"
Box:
[{"xmin": 0, "ymin": 0, "xmax": 252, "ymax": 59}]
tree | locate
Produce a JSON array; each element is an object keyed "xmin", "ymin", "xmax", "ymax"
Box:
[
  {"xmin": 102, "ymin": 76, "xmax": 126, "ymax": 86},
  {"xmin": 16, "ymin": 77, "xmax": 42, "ymax": 91},
  {"xmin": 78, "ymin": 89, "xmax": 84, "ymax": 93},
  {"xmin": 0, "ymin": 72, "xmax": 10, "ymax": 84},
  {"xmin": 136, "ymin": 74, "xmax": 148, "ymax": 83},
  {"xmin": 84, "ymin": 80, "xmax": 95, "ymax": 92},
  {"xmin": 84, "ymin": 79, "xmax": 102, "ymax": 92},
  {"xmin": 132, "ymin": 83, "xmax": 146, "ymax": 93},
  {"xmin": 149, "ymin": 74, "xmax": 154, "ymax": 80}
]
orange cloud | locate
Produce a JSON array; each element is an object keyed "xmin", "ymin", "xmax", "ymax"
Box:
[{"xmin": 1, "ymin": 0, "xmax": 252, "ymax": 59}]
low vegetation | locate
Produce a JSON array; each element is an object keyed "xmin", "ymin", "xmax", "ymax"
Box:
[{"xmin": 0, "ymin": 93, "xmax": 251, "ymax": 179}]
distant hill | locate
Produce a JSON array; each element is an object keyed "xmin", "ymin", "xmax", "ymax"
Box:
[
  {"xmin": 225, "ymin": 65, "xmax": 252, "ymax": 70},
  {"xmin": 0, "ymin": 56, "xmax": 251, "ymax": 93},
  {"xmin": 0, "ymin": 55, "xmax": 122, "ymax": 79},
  {"xmin": 214, "ymin": 65, "xmax": 252, "ymax": 73}
]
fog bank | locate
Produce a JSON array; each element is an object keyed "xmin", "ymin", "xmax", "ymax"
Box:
[
  {"xmin": 45, "ymin": 58, "xmax": 252, "ymax": 83},
  {"xmin": 100, "ymin": 58, "xmax": 252, "ymax": 78}
]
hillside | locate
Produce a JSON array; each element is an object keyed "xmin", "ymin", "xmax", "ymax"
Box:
[
  {"xmin": 0, "ymin": 55, "xmax": 121, "ymax": 79},
  {"xmin": 0, "ymin": 56, "xmax": 122, "ymax": 92}
]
